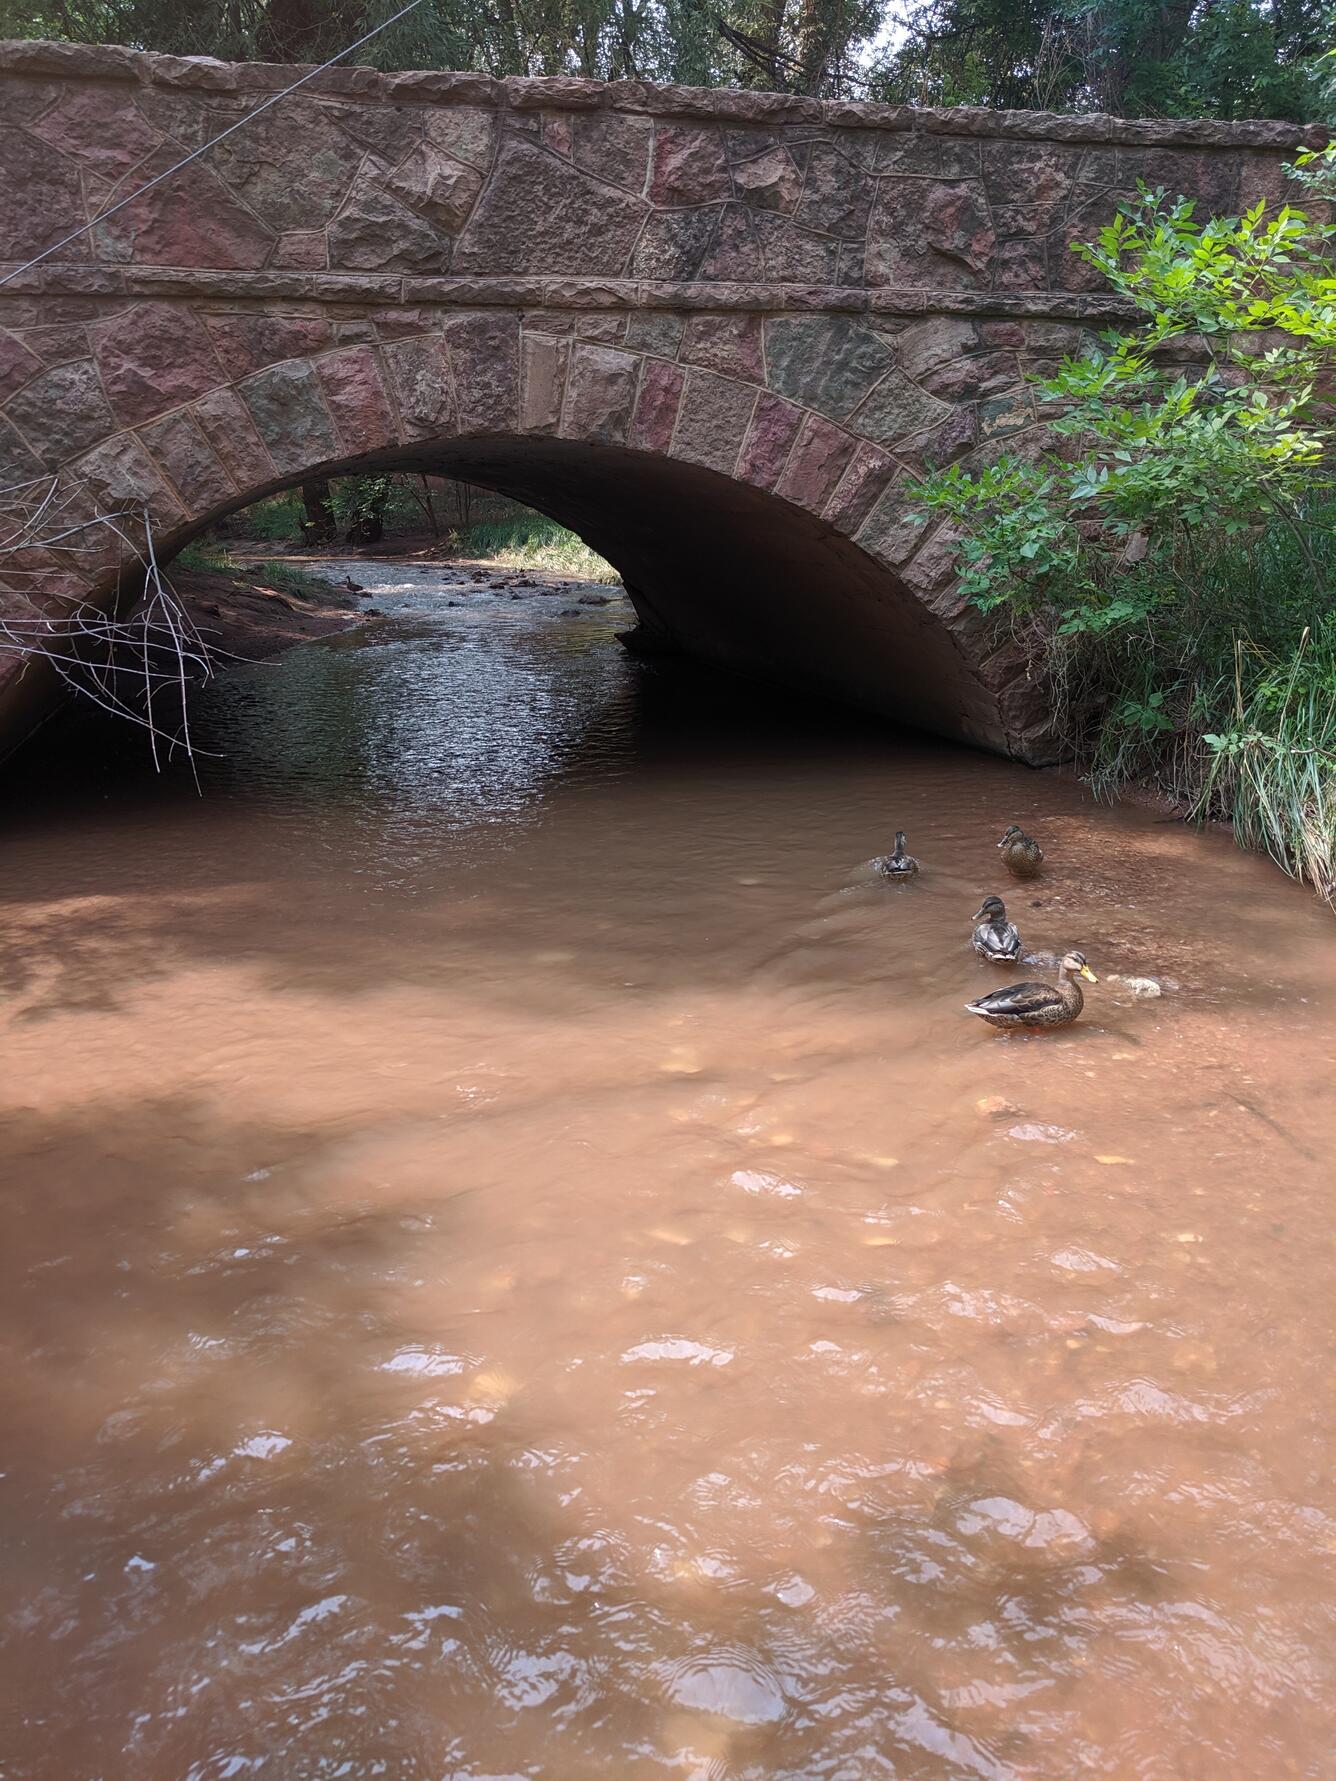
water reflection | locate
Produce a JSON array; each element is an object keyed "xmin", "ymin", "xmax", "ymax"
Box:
[{"xmin": 0, "ymin": 562, "xmax": 1333, "ymax": 1778}]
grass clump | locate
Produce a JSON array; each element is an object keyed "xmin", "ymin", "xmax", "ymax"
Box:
[
  {"xmin": 454, "ymin": 515, "xmax": 619, "ymax": 583},
  {"xmin": 173, "ymin": 541, "xmax": 342, "ymax": 603},
  {"xmin": 916, "ymin": 140, "xmax": 1336, "ymax": 901}
]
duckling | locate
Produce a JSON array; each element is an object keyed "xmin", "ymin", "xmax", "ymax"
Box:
[
  {"xmin": 870, "ymin": 830, "xmax": 919, "ymax": 879},
  {"xmin": 971, "ymin": 895, "xmax": 1021, "ymax": 963},
  {"xmin": 965, "ymin": 950, "xmax": 1096, "ymax": 1032},
  {"xmin": 999, "ymin": 824, "xmax": 1044, "ymax": 879}
]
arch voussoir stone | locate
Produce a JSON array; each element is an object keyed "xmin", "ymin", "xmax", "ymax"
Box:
[{"xmin": 0, "ymin": 38, "xmax": 1327, "ymax": 759}]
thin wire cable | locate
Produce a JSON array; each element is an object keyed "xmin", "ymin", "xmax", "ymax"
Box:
[{"xmin": 0, "ymin": 0, "xmax": 424, "ymax": 289}]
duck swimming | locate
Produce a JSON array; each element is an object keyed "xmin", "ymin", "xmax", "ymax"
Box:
[
  {"xmin": 966, "ymin": 949, "xmax": 1096, "ymax": 1032},
  {"xmin": 971, "ymin": 895, "xmax": 1021, "ymax": 962},
  {"xmin": 870, "ymin": 831, "xmax": 919, "ymax": 879},
  {"xmin": 999, "ymin": 824, "xmax": 1044, "ymax": 879}
]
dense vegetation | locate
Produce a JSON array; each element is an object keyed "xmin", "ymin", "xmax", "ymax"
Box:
[
  {"xmin": 0, "ymin": 0, "xmax": 1330, "ymax": 117},
  {"xmin": 918, "ymin": 135, "xmax": 1336, "ymax": 895}
]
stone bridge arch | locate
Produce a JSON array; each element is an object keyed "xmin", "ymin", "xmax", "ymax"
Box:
[{"xmin": 0, "ymin": 39, "xmax": 1322, "ymax": 757}]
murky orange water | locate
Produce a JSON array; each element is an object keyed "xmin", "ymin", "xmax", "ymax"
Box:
[{"xmin": 1, "ymin": 565, "xmax": 1334, "ymax": 1778}]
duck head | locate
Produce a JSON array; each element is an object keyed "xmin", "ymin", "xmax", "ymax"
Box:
[
  {"xmin": 973, "ymin": 896, "xmax": 1008, "ymax": 925},
  {"xmin": 1060, "ymin": 949, "xmax": 1098, "ymax": 982}
]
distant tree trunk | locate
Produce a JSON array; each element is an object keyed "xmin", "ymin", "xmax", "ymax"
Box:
[{"xmin": 301, "ymin": 478, "xmax": 337, "ymax": 542}]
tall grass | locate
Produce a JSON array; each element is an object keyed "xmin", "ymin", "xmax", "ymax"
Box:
[
  {"xmin": 454, "ymin": 515, "xmax": 619, "ymax": 583},
  {"xmin": 1063, "ymin": 504, "xmax": 1336, "ymax": 898}
]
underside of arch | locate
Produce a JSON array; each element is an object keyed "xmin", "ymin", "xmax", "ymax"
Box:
[{"xmin": 169, "ymin": 436, "xmax": 1009, "ymax": 749}]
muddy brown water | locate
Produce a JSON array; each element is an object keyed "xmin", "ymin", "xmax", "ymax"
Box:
[{"xmin": 1, "ymin": 563, "xmax": 1334, "ymax": 1779}]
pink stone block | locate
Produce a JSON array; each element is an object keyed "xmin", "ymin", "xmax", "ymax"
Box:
[
  {"xmin": 316, "ymin": 345, "xmax": 397, "ymax": 453},
  {"xmin": 737, "ymin": 392, "xmax": 802, "ymax": 490},
  {"xmin": 776, "ymin": 414, "xmax": 856, "ymax": 512},
  {"xmin": 629, "ymin": 359, "xmax": 683, "ymax": 452}
]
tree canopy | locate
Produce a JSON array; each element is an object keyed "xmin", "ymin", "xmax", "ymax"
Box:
[{"xmin": 0, "ymin": 0, "xmax": 1329, "ymax": 116}]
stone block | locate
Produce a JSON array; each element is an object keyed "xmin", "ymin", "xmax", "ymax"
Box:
[
  {"xmin": 0, "ymin": 330, "xmax": 41, "ymax": 403},
  {"xmin": 543, "ymin": 113, "xmax": 573, "ymax": 158},
  {"xmin": 624, "ymin": 312, "xmax": 684, "ymax": 357},
  {"xmin": 30, "ymin": 86, "xmax": 162, "ymax": 179},
  {"xmin": 824, "ymin": 441, "xmax": 896, "ymax": 532},
  {"xmin": 388, "ymin": 144, "xmax": 484, "ymax": 233},
  {"xmin": 274, "ymin": 231, "xmax": 328, "ymax": 270},
  {"xmin": 649, "ymin": 124, "xmax": 732, "ymax": 206},
  {"xmin": 520, "ymin": 334, "xmax": 569, "ymax": 433},
  {"xmin": 315, "ymin": 345, "xmax": 397, "ymax": 453},
  {"xmin": 202, "ymin": 313, "xmax": 336, "ymax": 382},
  {"xmin": 763, "ymin": 314, "xmax": 894, "ymax": 421},
  {"xmin": 866, "ymin": 180, "xmax": 994, "ymax": 289},
  {"xmin": 89, "ymin": 302, "xmax": 226, "ymax": 429},
  {"xmin": 732, "ymin": 147, "xmax": 801, "ymax": 214},
  {"xmin": 753, "ymin": 213, "xmax": 841, "ymax": 283},
  {"xmin": 453, "ymin": 141, "xmax": 646, "ymax": 277},
  {"xmin": 209, "ymin": 98, "xmax": 366, "ymax": 233},
  {"xmin": 332, "ymin": 100, "xmax": 423, "ymax": 166},
  {"xmin": 681, "ymin": 312, "xmax": 763, "ymax": 380},
  {"xmin": 920, "ymin": 349, "xmax": 1017, "ymax": 404},
  {"xmin": 670, "ymin": 369, "xmax": 755, "ymax": 474},
  {"xmin": 445, "ymin": 311, "xmax": 520, "ymax": 433},
  {"xmin": 776, "ymin": 413, "xmax": 855, "ymax": 511},
  {"xmin": 329, "ymin": 173, "xmax": 451, "ymax": 274},
  {"xmin": 698, "ymin": 204, "xmax": 765, "ymax": 281},
  {"xmin": 855, "ymin": 485, "xmax": 924, "ymax": 568},
  {"xmin": 983, "ymin": 141, "xmax": 1080, "ymax": 208},
  {"xmin": 190, "ymin": 387, "xmax": 273, "ymax": 491},
  {"xmin": 793, "ymin": 140, "xmax": 874, "ymax": 240},
  {"xmin": 424, "ymin": 107, "xmax": 498, "ymax": 172},
  {"xmin": 629, "ymin": 358, "xmax": 684, "ymax": 451},
  {"xmin": 572, "ymin": 112, "xmax": 653, "ymax": 194},
  {"xmin": 139, "ymin": 410, "xmax": 235, "ymax": 512},
  {"xmin": 629, "ymin": 207, "xmax": 720, "ymax": 281},
  {"xmin": 0, "ymin": 125, "xmax": 88, "ymax": 262},
  {"xmin": 238, "ymin": 358, "xmax": 340, "ymax": 475},
  {"xmin": 562, "ymin": 344, "xmax": 639, "ymax": 443},
  {"xmin": 93, "ymin": 148, "xmax": 273, "ymax": 270},
  {"xmin": 736, "ymin": 392, "xmax": 802, "ymax": 490},
  {"xmin": 6, "ymin": 359, "xmax": 115, "ymax": 468},
  {"xmin": 69, "ymin": 430, "xmax": 184, "ymax": 528},
  {"xmin": 900, "ymin": 322, "xmax": 984, "ymax": 383},
  {"xmin": 0, "ymin": 414, "xmax": 43, "ymax": 488}
]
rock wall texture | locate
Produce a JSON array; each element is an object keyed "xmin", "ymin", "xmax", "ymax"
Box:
[{"xmin": 0, "ymin": 39, "xmax": 1326, "ymax": 756}]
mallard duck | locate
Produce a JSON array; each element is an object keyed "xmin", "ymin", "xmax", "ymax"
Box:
[
  {"xmin": 870, "ymin": 831, "xmax": 919, "ymax": 879},
  {"xmin": 965, "ymin": 949, "xmax": 1097, "ymax": 1032},
  {"xmin": 999, "ymin": 824, "xmax": 1044, "ymax": 879},
  {"xmin": 972, "ymin": 895, "xmax": 1021, "ymax": 962}
]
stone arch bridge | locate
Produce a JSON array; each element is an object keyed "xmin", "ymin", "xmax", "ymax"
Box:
[{"xmin": 0, "ymin": 39, "xmax": 1321, "ymax": 756}]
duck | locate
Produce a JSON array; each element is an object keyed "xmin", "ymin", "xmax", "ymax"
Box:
[
  {"xmin": 971, "ymin": 895, "xmax": 1021, "ymax": 962},
  {"xmin": 965, "ymin": 950, "xmax": 1097, "ymax": 1032},
  {"xmin": 999, "ymin": 824, "xmax": 1044, "ymax": 879},
  {"xmin": 870, "ymin": 831, "xmax": 919, "ymax": 879}
]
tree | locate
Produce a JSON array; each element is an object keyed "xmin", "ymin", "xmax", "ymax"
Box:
[{"xmin": 871, "ymin": 0, "xmax": 1331, "ymax": 121}]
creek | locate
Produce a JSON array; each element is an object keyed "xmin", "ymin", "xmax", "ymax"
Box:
[{"xmin": 1, "ymin": 560, "xmax": 1333, "ymax": 1778}]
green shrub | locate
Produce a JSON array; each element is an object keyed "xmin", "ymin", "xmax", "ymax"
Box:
[{"xmin": 915, "ymin": 141, "xmax": 1336, "ymax": 898}]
